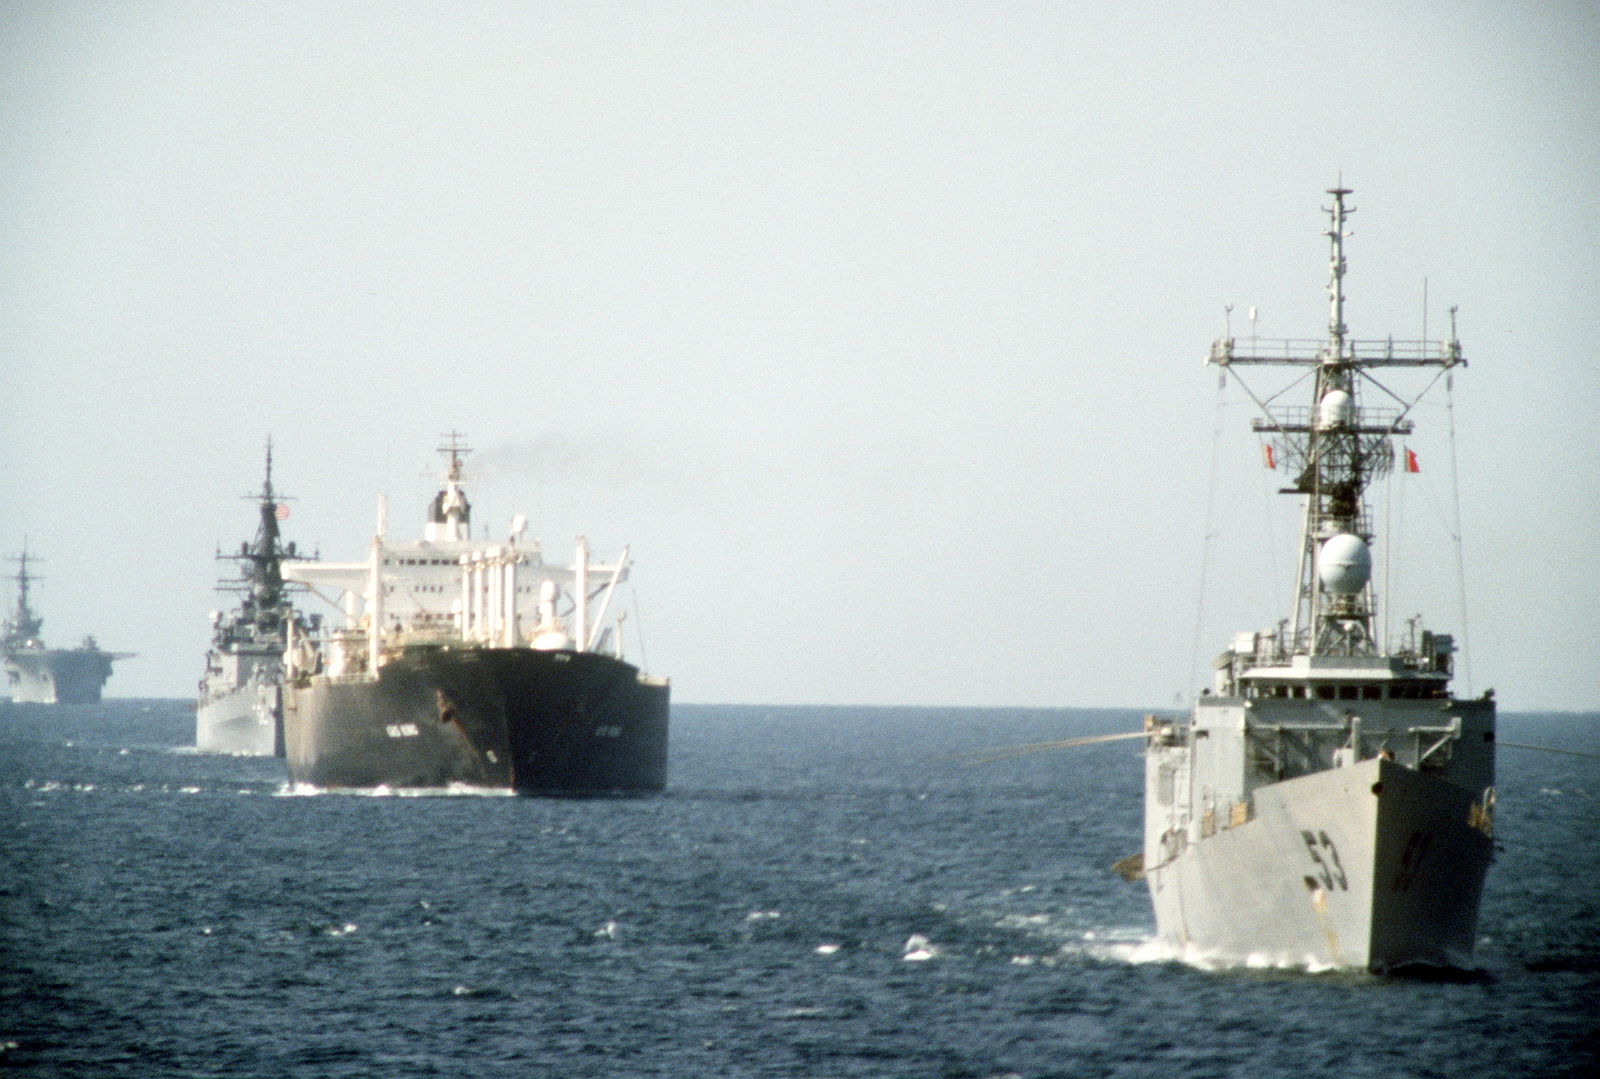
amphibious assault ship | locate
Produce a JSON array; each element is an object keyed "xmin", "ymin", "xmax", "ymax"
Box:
[
  {"xmin": 1139, "ymin": 189, "xmax": 1496, "ymax": 972},
  {"xmin": 279, "ymin": 435, "xmax": 669, "ymax": 794},
  {"xmin": 3, "ymin": 548, "xmax": 131, "ymax": 704},
  {"xmin": 196, "ymin": 445, "xmax": 318, "ymax": 755}
]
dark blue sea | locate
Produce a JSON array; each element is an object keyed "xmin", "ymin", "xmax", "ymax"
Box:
[{"xmin": 2, "ymin": 701, "xmax": 1596, "ymax": 1078}]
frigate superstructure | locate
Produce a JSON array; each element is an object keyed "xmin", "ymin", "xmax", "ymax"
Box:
[
  {"xmin": 279, "ymin": 434, "xmax": 669, "ymax": 794},
  {"xmin": 1140, "ymin": 189, "xmax": 1496, "ymax": 972},
  {"xmin": 3, "ymin": 547, "xmax": 131, "ymax": 704},
  {"xmin": 196, "ymin": 444, "xmax": 318, "ymax": 755}
]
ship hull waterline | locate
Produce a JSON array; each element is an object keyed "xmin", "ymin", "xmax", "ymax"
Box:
[
  {"xmin": 196, "ymin": 677, "xmax": 284, "ymax": 757},
  {"xmin": 284, "ymin": 647, "xmax": 669, "ymax": 796},
  {"xmin": 1144, "ymin": 756, "xmax": 1492, "ymax": 973}
]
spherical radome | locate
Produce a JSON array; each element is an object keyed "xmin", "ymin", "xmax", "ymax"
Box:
[{"xmin": 1317, "ymin": 533, "xmax": 1371, "ymax": 594}]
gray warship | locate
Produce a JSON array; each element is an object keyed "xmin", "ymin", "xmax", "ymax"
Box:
[
  {"xmin": 3, "ymin": 548, "xmax": 131, "ymax": 704},
  {"xmin": 196, "ymin": 445, "xmax": 318, "ymax": 755},
  {"xmin": 1139, "ymin": 189, "xmax": 1496, "ymax": 972},
  {"xmin": 279, "ymin": 435, "xmax": 669, "ymax": 794}
]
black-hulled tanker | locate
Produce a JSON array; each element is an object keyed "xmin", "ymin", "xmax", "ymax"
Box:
[{"xmin": 280, "ymin": 435, "xmax": 669, "ymax": 795}]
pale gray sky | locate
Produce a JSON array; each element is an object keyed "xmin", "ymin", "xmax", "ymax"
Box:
[{"xmin": 3, "ymin": 2, "xmax": 1596, "ymax": 710}]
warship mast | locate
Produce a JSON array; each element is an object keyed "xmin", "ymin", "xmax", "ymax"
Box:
[
  {"xmin": 5, "ymin": 546, "xmax": 45, "ymax": 644},
  {"xmin": 1210, "ymin": 187, "xmax": 1465, "ymax": 665},
  {"xmin": 245, "ymin": 440, "xmax": 290, "ymax": 615}
]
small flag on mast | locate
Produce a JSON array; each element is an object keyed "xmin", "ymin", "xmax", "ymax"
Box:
[
  {"xmin": 1404, "ymin": 447, "xmax": 1420, "ymax": 474},
  {"xmin": 1263, "ymin": 444, "xmax": 1276, "ymax": 470},
  {"xmin": 275, "ymin": 503, "xmax": 291, "ymax": 520}
]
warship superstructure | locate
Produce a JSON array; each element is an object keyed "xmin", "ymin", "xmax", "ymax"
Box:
[
  {"xmin": 279, "ymin": 435, "xmax": 669, "ymax": 794},
  {"xmin": 3, "ymin": 548, "xmax": 131, "ymax": 704},
  {"xmin": 1140, "ymin": 189, "xmax": 1496, "ymax": 972},
  {"xmin": 196, "ymin": 445, "xmax": 317, "ymax": 755}
]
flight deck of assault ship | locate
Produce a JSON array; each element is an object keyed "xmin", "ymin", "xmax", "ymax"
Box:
[
  {"xmin": 1138, "ymin": 189, "xmax": 1496, "ymax": 972},
  {"xmin": 278, "ymin": 435, "xmax": 670, "ymax": 794},
  {"xmin": 3, "ymin": 548, "xmax": 131, "ymax": 704},
  {"xmin": 196, "ymin": 445, "xmax": 318, "ymax": 755}
]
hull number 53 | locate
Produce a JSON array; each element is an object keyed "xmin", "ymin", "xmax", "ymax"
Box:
[{"xmin": 1300, "ymin": 829, "xmax": 1348, "ymax": 891}]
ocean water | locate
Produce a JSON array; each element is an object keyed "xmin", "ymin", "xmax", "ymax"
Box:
[{"xmin": 1, "ymin": 701, "xmax": 1596, "ymax": 1078}]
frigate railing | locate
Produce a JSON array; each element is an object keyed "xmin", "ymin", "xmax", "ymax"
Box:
[{"xmin": 1211, "ymin": 337, "xmax": 1463, "ymax": 367}]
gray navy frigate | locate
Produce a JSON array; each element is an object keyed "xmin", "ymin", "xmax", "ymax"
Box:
[
  {"xmin": 3, "ymin": 547, "xmax": 132, "ymax": 704},
  {"xmin": 1138, "ymin": 189, "xmax": 1496, "ymax": 972},
  {"xmin": 196, "ymin": 444, "xmax": 318, "ymax": 755}
]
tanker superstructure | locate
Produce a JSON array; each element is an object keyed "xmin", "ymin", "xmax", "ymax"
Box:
[
  {"xmin": 3, "ymin": 548, "xmax": 131, "ymax": 704},
  {"xmin": 196, "ymin": 445, "xmax": 318, "ymax": 755},
  {"xmin": 279, "ymin": 435, "xmax": 669, "ymax": 795},
  {"xmin": 1140, "ymin": 189, "xmax": 1496, "ymax": 972}
]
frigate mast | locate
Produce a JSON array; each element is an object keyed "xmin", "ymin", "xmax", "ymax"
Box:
[
  {"xmin": 1209, "ymin": 186, "xmax": 1465, "ymax": 662},
  {"xmin": 1301, "ymin": 186, "xmax": 1371, "ymax": 656}
]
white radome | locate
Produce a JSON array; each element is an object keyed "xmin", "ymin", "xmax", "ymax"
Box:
[
  {"xmin": 1317, "ymin": 389, "xmax": 1354, "ymax": 428},
  {"xmin": 1317, "ymin": 533, "xmax": 1371, "ymax": 593}
]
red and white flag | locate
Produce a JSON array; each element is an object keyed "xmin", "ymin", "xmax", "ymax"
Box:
[
  {"xmin": 1263, "ymin": 444, "xmax": 1276, "ymax": 470},
  {"xmin": 275, "ymin": 503, "xmax": 291, "ymax": 521},
  {"xmin": 1404, "ymin": 447, "xmax": 1420, "ymax": 474}
]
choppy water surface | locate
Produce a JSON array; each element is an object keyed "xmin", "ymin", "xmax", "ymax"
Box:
[{"xmin": 2, "ymin": 701, "xmax": 1596, "ymax": 1077}]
